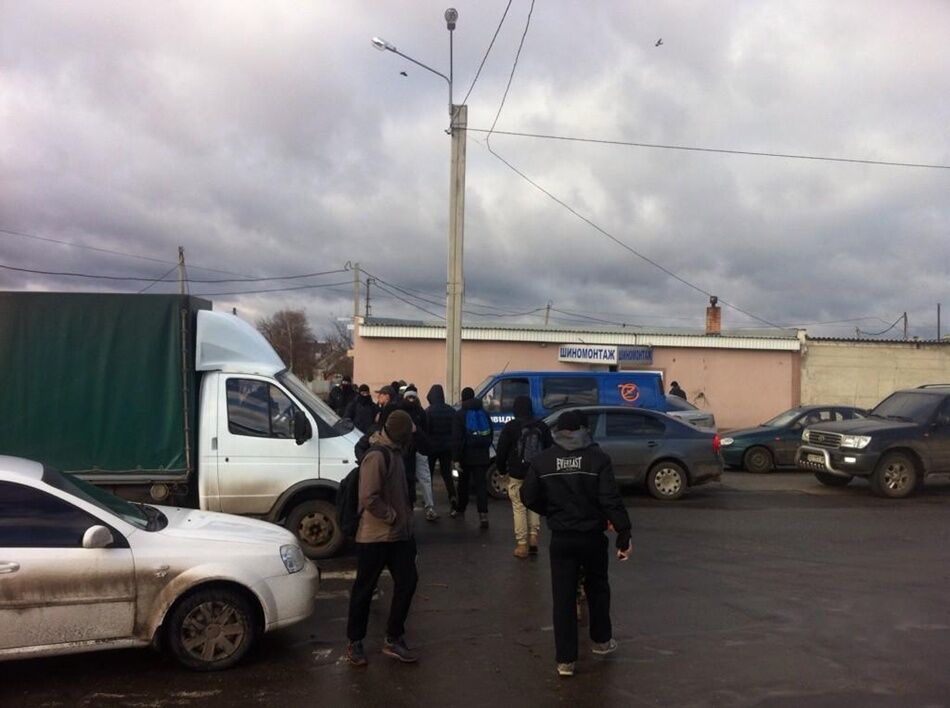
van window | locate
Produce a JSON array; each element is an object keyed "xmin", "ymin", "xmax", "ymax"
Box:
[
  {"xmin": 226, "ymin": 378, "xmax": 298, "ymax": 439},
  {"xmin": 542, "ymin": 377, "xmax": 597, "ymax": 410},
  {"xmin": 483, "ymin": 377, "xmax": 530, "ymax": 414}
]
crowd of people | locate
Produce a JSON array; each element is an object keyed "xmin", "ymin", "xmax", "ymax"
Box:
[{"xmin": 327, "ymin": 375, "xmax": 633, "ymax": 677}]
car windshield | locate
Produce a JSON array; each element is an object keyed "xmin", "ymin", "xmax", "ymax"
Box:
[
  {"xmin": 278, "ymin": 370, "xmax": 353, "ymax": 435},
  {"xmin": 43, "ymin": 468, "xmax": 150, "ymax": 531},
  {"xmin": 870, "ymin": 392, "xmax": 941, "ymax": 424},
  {"xmin": 763, "ymin": 409, "xmax": 801, "ymax": 427}
]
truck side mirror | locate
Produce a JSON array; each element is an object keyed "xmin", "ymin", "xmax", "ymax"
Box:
[
  {"xmin": 82, "ymin": 525, "xmax": 114, "ymax": 549},
  {"xmin": 294, "ymin": 410, "xmax": 313, "ymax": 445}
]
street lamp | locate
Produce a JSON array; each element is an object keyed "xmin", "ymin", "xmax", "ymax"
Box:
[{"xmin": 371, "ymin": 9, "xmax": 467, "ymax": 404}]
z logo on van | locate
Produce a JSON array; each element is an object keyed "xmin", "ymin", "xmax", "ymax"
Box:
[{"xmin": 618, "ymin": 383, "xmax": 640, "ymax": 403}]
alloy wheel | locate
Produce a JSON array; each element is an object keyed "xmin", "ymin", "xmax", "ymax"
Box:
[{"xmin": 180, "ymin": 601, "xmax": 248, "ymax": 663}]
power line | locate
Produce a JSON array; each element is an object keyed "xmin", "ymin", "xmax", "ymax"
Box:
[
  {"xmin": 372, "ymin": 280, "xmax": 446, "ymax": 319},
  {"xmin": 856, "ymin": 315, "xmax": 904, "ymax": 337},
  {"xmin": 482, "ymin": 142, "xmax": 784, "ymax": 329},
  {"xmin": 0, "ymin": 261, "xmax": 347, "ymax": 284},
  {"xmin": 459, "ymin": 0, "xmax": 513, "ymax": 107},
  {"xmin": 486, "ymin": 0, "xmax": 535, "ymax": 141},
  {"xmin": 195, "ymin": 280, "xmax": 354, "ymax": 297},
  {"xmin": 468, "ymin": 129, "xmax": 950, "ymax": 171},
  {"xmin": 138, "ymin": 264, "xmax": 179, "ymax": 294}
]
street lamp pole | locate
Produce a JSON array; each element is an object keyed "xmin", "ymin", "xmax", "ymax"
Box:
[{"xmin": 372, "ymin": 8, "xmax": 466, "ymax": 403}]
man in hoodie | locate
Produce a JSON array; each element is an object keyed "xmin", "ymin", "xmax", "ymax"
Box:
[
  {"xmin": 495, "ymin": 395, "xmax": 552, "ymax": 558},
  {"xmin": 452, "ymin": 386, "xmax": 494, "ymax": 528},
  {"xmin": 328, "ymin": 375, "xmax": 357, "ymax": 417},
  {"xmin": 425, "ymin": 384, "xmax": 458, "ymax": 515},
  {"xmin": 346, "ymin": 409, "xmax": 419, "ymax": 666},
  {"xmin": 521, "ymin": 410, "xmax": 633, "ymax": 678},
  {"xmin": 344, "ymin": 384, "xmax": 378, "ymax": 433}
]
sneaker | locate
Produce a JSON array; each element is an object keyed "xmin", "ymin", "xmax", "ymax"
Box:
[
  {"xmin": 513, "ymin": 543, "xmax": 529, "ymax": 559},
  {"xmin": 528, "ymin": 532, "xmax": 539, "ymax": 555},
  {"xmin": 479, "ymin": 513, "xmax": 489, "ymax": 529},
  {"xmin": 346, "ymin": 640, "xmax": 368, "ymax": 666},
  {"xmin": 382, "ymin": 636, "xmax": 418, "ymax": 663},
  {"xmin": 449, "ymin": 508, "xmax": 460, "ymax": 519},
  {"xmin": 556, "ymin": 662, "xmax": 575, "ymax": 677},
  {"xmin": 425, "ymin": 506, "xmax": 439, "ymax": 522},
  {"xmin": 591, "ymin": 638, "xmax": 618, "ymax": 656}
]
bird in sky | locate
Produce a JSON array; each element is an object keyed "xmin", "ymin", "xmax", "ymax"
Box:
[
  {"xmin": 399, "ymin": 70, "xmax": 408, "ymax": 76},
  {"xmin": 655, "ymin": 38, "xmax": 663, "ymax": 47}
]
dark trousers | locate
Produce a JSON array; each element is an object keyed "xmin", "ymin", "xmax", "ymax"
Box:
[
  {"xmin": 457, "ymin": 463, "xmax": 488, "ymax": 514},
  {"xmin": 428, "ymin": 452, "xmax": 457, "ymax": 507},
  {"xmin": 550, "ymin": 532, "xmax": 611, "ymax": 663},
  {"xmin": 346, "ymin": 539, "xmax": 418, "ymax": 642}
]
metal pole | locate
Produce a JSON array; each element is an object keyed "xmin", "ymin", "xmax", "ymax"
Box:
[
  {"xmin": 903, "ymin": 312, "xmax": 908, "ymax": 340},
  {"xmin": 177, "ymin": 246, "xmax": 186, "ymax": 295},
  {"xmin": 352, "ymin": 262, "xmax": 361, "ymax": 322},
  {"xmin": 544, "ymin": 301, "xmax": 552, "ymax": 326},
  {"xmin": 446, "ymin": 104, "xmax": 467, "ymax": 404},
  {"xmin": 365, "ymin": 278, "xmax": 373, "ymax": 319},
  {"xmin": 938, "ymin": 303, "xmax": 942, "ymax": 340}
]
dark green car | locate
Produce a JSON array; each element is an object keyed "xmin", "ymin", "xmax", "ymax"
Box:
[{"xmin": 720, "ymin": 405, "xmax": 866, "ymax": 473}]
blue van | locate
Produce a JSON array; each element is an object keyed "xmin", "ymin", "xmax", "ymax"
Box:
[{"xmin": 474, "ymin": 370, "xmax": 667, "ymax": 427}]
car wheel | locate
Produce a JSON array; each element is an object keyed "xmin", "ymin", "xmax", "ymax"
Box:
[
  {"xmin": 814, "ymin": 471, "xmax": 853, "ymax": 487},
  {"xmin": 646, "ymin": 462, "xmax": 687, "ymax": 501},
  {"xmin": 487, "ymin": 464, "xmax": 509, "ymax": 500},
  {"xmin": 286, "ymin": 499, "xmax": 344, "ymax": 559},
  {"xmin": 744, "ymin": 446, "xmax": 774, "ymax": 474},
  {"xmin": 166, "ymin": 587, "xmax": 258, "ymax": 671},
  {"xmin": 870, "ymin": 452, "xmax": 918, "ymax": 499}
]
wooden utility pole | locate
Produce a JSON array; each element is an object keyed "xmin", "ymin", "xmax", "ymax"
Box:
[
  {"xmin": 445, "ymin": 104, "xmax": 467, "ymax": 404},
  {"xmin": 177, "ymin": 246, "xmax": 186, "ymax": 295},
  {"xmin": 903, "ymin": 312, "xmax": 908, "ymax": 340},
  {"xmin": 352, "ymin": 262, "xmax": 361, "ymax": 322}
]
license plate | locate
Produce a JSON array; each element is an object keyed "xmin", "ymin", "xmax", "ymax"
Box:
[{"xmin": 807, "ymin": 453, "xmax": 824, "ymax": 463}]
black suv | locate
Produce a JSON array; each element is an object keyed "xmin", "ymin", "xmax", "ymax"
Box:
[{"xmin": 796, "ymin": 385, "xmax": 950, "ymax": 498}]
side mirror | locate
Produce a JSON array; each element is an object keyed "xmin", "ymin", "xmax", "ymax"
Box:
[
  {"xmin": 294, "ymin": 410, "xmax": 313, "ymax": 445},
  {"xmin": 82, "ymin": 525, "xmax": 115, "ymax": 549}
]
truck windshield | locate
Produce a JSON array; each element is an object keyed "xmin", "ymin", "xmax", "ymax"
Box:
[
  {"xmin": 870, "ymin": 392, "xmax": 941, "ymax": 424},
  {"xmin": 43, "ymin": 468, "xmax": 150, "ymax": 531},
  {"xmin": 278, "ymin": 371, "xmax": 353, "ymax": 437}
]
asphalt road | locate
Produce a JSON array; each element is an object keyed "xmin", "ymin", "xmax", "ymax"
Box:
[{"xmin": 5, "ymin": 472, "xmax": 950, "ymax": 708}]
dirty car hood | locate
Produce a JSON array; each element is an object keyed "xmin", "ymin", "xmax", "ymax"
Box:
[{"xmin": 153, "ymin": 506, "xmax": 295, "ymax": 546}]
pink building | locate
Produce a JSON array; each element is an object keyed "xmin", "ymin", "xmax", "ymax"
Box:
[{"xmin": 352, "ymin": 315, "xmax": 802, "ymax": 430}]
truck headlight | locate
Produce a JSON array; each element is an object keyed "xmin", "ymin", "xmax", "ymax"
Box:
[
  {"xmin": 801, "ymin": 430, "xmax": 810, "ymax": 443},
  {"xmin": 840, "ymin": 435, "xmax": 871, "ymax": 450},
  {"xmin": 280, "ymin": 544, "xmax": 306, "ymax": 574},
  {"xmin": 720, "ymin": 437, "xmax": 734, "ymax": 446}
]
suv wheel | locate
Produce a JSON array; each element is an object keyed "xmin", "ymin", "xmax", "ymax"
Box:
[
  {"xmin": 814, "ymin": 471, "xmax": 853, "ymax": 487},
  {"xmin": 166, "ymin": 587, "xmax": 258, "ymax": 671},
  {"xmin": 744, "ymin": 446, "xmax": 774, "ymax": 474},
  {"xmin": 870, "ymin": 452, "xmax": 918, "ymax": 499},
  {"xmin": 487, "ymin": 464, "xmax": 509, "ymax": 500},
  {"xmin": 647, "ymin": 462, "xmax": 687, "ymax": 501},
  {"xmin": 286, "ymin": 499, "xmax": 344, "ymax": 558}
]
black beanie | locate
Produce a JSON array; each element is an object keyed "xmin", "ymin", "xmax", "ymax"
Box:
[
  {"xmin": 556, "ymin": 410, "xmax": 582, "ymax": 431},
  {"xmin": 384, "ymin": 409, "xmax": 414, "ymax": 445},
  {"xmin": 461, "ymin": 387, "xmax": 475, "ymax": 401}
]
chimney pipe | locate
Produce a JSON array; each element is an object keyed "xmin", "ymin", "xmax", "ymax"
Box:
[{"xmin": 706, "ymin": 295, "xmax": 721, "ymax": 335}]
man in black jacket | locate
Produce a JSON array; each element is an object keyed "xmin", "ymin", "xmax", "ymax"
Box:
[
  {"xmin": 425, "ymin": 384, "xmax": 457, "ymax": 515},
  {"xmin": 328, "ymin": 375, "xmax": 357, "ymax": 417},
  {"xmin": 452, "ymin": 386, "xmax": 494, "ymax": 528},
  {"xmin": 521, "ymin": 410, "xmax": 632, "ymax": 678},
  {"xmin": 344, "ymin": 384, "xmax": 378, "ymax": 433},
  {"xmin": 496, "ymin": 395, "xmax": 552, "ymax": 558}
]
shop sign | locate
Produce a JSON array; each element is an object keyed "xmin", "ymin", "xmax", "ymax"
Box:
[
  {"xmin": 618, "ymin": 345, "xmax": 653, "ymax": 365},
  {"xmin": 557, "ymin": 344, "xmax": 618, "ymax": 364}
]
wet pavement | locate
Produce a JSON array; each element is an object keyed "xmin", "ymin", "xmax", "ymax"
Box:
[{"xmin": 5, "ymin": 472, "xmax": 950, "ymax": 707}]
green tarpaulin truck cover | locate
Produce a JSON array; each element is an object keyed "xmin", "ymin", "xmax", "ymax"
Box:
[{"xmin": 0, "ymin": 292, "xmax": 211, "ymax": 476}]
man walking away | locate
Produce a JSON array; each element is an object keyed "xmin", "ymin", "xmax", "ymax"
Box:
[
  {"xmin": 344, "ymin": 384, "xmax": 377, "ymax": 433},
  {"xmin": 402, "ymin": 387, "xmax": 438, "ymax": 521},
  {"xmin": 329, "ymin": 375, "xmax": 357, "ymax": 417},
  {"xmin": 669, "ymin": 381, "xmax": 687, "ymax": 400},
  {"xmin": 425, "ymin": 384, "xmax": 457, "ymax": 516},
  {"xmin": 496, "ymin": 395, "xmax": 552, "ymax": 558},
  {"xmin": 452, "ymin": 387, "xmax": 494, "ymax": 528},
  {"xmin": 521, "ymin": 411, "xmax": 632, "ymax": 678},
  {"xmin": 346, "ymin": 410, "xmax": 419, "ymax": 666}
]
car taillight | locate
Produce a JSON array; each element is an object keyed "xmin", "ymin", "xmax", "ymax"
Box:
[{"xmin": 713, "ymin": 433, "xmax": 721, "ymax": 454}]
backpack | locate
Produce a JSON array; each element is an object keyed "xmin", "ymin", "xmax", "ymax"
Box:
[
  {"xmin": 516, "ymin": 421, "xmax": 545, "ymax": 468},
  {"xmin": 337, "ymin": 445, "xmax": 391, "ymax": 540},
  {"xmin": 464, "ymin": 408, "xmax": 493, "ymax": 449}
]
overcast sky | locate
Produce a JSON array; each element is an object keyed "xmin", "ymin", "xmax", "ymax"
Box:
[{"xmin": 2, "ymin": 1, "xmax": 948, "ymax": 339}]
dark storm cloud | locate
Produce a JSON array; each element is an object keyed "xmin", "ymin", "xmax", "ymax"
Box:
[{"xmin": 1, "ymin": 1, "xmax": 948, "ymax": 338}]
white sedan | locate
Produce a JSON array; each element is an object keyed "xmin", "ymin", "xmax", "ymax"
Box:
[{"xmin": 0, "ymin": 456, "xmax": 318, "ymax": 670}]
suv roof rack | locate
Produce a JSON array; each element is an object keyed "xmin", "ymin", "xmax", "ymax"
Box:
[{"xmin": 916, "ymin": 384, "xmax": 950, "ymax": 388}]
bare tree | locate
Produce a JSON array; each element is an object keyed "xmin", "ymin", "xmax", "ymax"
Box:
[
  {"xmin": 315, "ymin": 319, "xmax": 353, "ymax": 379},
  {"xmin": 257, "ymin": 309, "xmax": 318, "ymax": 380}
]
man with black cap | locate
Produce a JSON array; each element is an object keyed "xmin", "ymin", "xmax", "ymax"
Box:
[
  {"xmin": 346, "ymin": 409, "xmax": 419, "ymax": 666},
  {"xmin": 328, "ymin": 375, "xmax": 356, "ymax": 417},
  {"xmin": 521, "ymin": 410, "xmax": 633, "ymax": 678},
  {"xmin": 344, "ymin": 384, "xmax": 377, "ymax": 433},
  {"xmin": 452, "ymin": 386, "xmax": 494, "ymax": 528}
]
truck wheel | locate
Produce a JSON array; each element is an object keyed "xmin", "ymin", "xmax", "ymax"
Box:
[
  {"xmin": 647, "ymin": 461, "xmax": 687, "ymax": 501},
  {"xmin": 814, "ymin": 471, "xmax": 852, "ymax": 487},
  {"xmin": 287, "ymin": 500, "xmax": 344, "ymax": 559},
  {"xmin": 166, "ymin": 587, "xmax": 258, "ymax": 671},
  {"xmin": 487, "ymin": 464, "xmax": 509, "ymax": 500},
  {"xmin": 870, "ymin": 452, "xmax": 918, "ymax": 499},
  {"xmin": 744, "ymin": 446, "xmax": 774, "ymax": 474}
]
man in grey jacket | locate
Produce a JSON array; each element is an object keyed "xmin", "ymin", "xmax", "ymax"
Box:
[{"xmin": 346, "ymin": 409, "xmax": 419, "ymax": 666}]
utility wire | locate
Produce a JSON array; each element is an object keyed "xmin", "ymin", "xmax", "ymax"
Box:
[
  {"xmin": 482, "ymin": 142, "xmax": 784, "ymax": 329},
  {"xmin": 486, "ymin": 0, "xmax": 535, "ymax": 142},
  {"xmin": 0, "ymin": 261, "xmax": 348, "ymax": 284},
  {"xmin": 196, "ymin": 280, "xmax": 353, "ymax": 297},
  {"xmin": 371, "ymin": 281, "xmax": 446, "ymax": 319},
  {"xmin": 138, "ymin": 264, "xmax": 179, "ymax": 294},
  {"xmin": 856, "ymin": 315, "xmax": 904, "ymax": 337},
  {"xmin": 459, "ymin": 0, "xmax": 513, "ymax": 107},
  {"xmin": 469, "ymin": 129, "xmax": 950, "ymax": 171}
]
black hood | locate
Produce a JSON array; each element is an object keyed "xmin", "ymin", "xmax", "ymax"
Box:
[
  {"xmin": 513, "ymin": 395, "xmax": 533, "ymax": 419},
  {"xmin": 461, "ymin": 397, "xmax": 484, "ymax": 411},
  {"xmin": 427, "ymin": 384, "xmax": 446, "ymax": 405}
]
